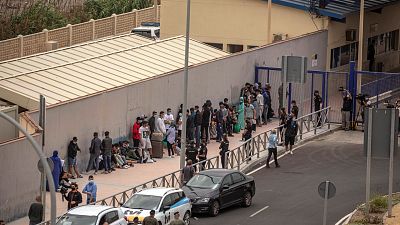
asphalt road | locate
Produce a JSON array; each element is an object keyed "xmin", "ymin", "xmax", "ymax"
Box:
[{"xmin": 191, "ymin": 131, "xmax": 400, "ymax": 225}]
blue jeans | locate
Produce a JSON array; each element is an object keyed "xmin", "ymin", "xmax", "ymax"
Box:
[
  {"xmin": 216, "ymin": 123, "xmax": 223, "ymax": 141},
  {"xmin": 195, "ymin": 125, "xmax": 201, "ymax": 146},
  {"xmin": 103, "ymin": 154, "xmax": 112, "ymax": 171}
]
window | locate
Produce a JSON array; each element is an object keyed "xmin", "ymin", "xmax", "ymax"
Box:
[
  {"xmin": 170, "ymin": 192, "xmax": 183, "ymax": 205},
  {"xmin": 221, "ymin": 175, "xmax": 233, "ymax": 187},
  {"xmin": 205, "ymin": 42, "xmax": 223, "ymax": 50},
  {"xmin": 330, "ymin": 42, "xmax": 358, "ymax": 69},
  {"xmin": 231, "ymin": 173, "xmax": 245, "ymax": 184},
  {"xmin": 161, "ymin": 194, "xmax": 174, "ymax": 208},
  {"xmin": 106, "ymin": 211, "xmax": 119, "ymax": 223},
  {"xmin": 227, "ymin": 44, "xmax": 243, "ymax": 53},
  {"xmin": 368, "ymin": 29, "xmax": 399, "ymax": 56},
  {"xmin": 247, "ymin": 45, "xmax": 258, "ymax": 49}
]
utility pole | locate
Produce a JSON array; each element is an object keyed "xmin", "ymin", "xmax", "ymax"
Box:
[
  {"xmin": 267, "ymin": 0, "xmax": 272, "ymax": 43},
  {"xmin": 357, "ymin": 0, "xmax": 365, "ymax": 93}
]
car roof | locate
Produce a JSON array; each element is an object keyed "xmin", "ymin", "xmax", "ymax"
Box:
[
  {"xmin": 198, "ymin": 169, "xmax": 239, "ymax": 177},
  {"xmin": 137, "ymin": 187, "xmax": 179, "ymax": 197},
  {"xmin": 67, "ymin": 205, "xmax": 115, "ymax": 216}
]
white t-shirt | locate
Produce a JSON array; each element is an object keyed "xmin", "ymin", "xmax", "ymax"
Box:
[
  {"xmin": 164, "ymin": 114, "xmax": 174, "ymax": 129},
  {"xmin": 139, "ymin": 126, "xmax": 150, "ymax": 141},
  {"xmin": 257, "ymin": 93, "xmax": 264, "ymax": 106}
]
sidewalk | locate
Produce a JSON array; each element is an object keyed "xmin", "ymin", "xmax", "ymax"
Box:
[{"xmin": 8, "ymin": 120, "xmax": 280, "ymax": 225}]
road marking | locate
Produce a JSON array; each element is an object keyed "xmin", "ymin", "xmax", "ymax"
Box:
[
  {"xmin": 249, "ymin": 205, "xmax": 270, "ymax": 217},
  {"xmin": 246, "ymin": 141, "xmax": 313, "ymax": 175}
]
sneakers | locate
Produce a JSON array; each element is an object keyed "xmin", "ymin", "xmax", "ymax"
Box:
[{"xmin": 290, "ymin": 151, "xmax": 293, "ymax": 155}]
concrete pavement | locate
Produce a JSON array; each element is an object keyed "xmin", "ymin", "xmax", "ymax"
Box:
[
  {"xmin": 191, "ymin": 131, "xmax": 400, "ymax": 225},
  {"xmin": 7, "ymin": 120, "xmax": 280, "ymax": 225}
]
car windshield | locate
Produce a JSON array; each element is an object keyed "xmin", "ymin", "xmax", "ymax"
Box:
[
  {"xmin": 122, "ymin": 194, "xmax": 162, "ymax": 210},
  {"xmin": 186, "ymin": 174, "xmax": 222, "ymax": 189},
  {"xmin": 56, "ymin": 214, "xmax": 97, "ymax": 225}
]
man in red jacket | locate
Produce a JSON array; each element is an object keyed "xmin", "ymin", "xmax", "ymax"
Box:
[{"xmin": 132, "ymin": 117, "xmax": 142, "ymax": 148}]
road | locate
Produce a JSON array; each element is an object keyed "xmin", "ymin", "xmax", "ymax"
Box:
[{"xmin": 191, "ymin": 131, "xmax": 400, "ymax": 225}]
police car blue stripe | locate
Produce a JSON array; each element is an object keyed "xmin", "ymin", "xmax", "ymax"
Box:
[{"xmin": 171, "ymin": 197, "xmax": 190, "ymax": 209}]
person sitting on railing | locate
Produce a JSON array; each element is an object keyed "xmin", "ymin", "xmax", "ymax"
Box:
[
  {"xmin": 182, "ymin": 160, "xmax": 195, "ymax": 185},
  {"xmin": 219, "ymin": 134, "xmax": 230, "ymax": 169},
  {"xmin": 284, "ymin": 112, "xmax": 298, "ymax": 155}
]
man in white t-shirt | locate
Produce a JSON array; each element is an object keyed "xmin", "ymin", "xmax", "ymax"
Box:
[
  {"xmin": 139, "ymin": 121, "xmax": 154, "ymax": 162},
  {"xmin": 155, "ymin": 111, "xmax": 166, "ymax": 135},
  {"xmin": 256, "ymin": 89, "xmax": 264, "ymax": 126},
  {"xmin": 164, "ymin": 108, "xmax": 174, "ymax": 130}
]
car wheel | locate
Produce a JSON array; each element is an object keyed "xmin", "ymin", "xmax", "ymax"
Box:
[
  {"xmin": 242, "ymin": 191, "xmax": 252, "ymax": 207},
  {"xmin": 183, "ymin": 211, "xmax": 191, "ymax": 225},
  {"xmin": 209, "ymin": 200, "xmax": 220, "ymax": 217}
]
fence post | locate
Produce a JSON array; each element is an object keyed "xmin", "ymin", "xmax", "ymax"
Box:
[
  {"xmin": 18, "ymin": 35, "xmax": 24, "ymax": 57},
  {"xmin": 154, "ymin": 2, "xmax": 159, "ymax": 22},
  {"xmin": 314, "ymin": 113, "xmax": 317, "ymax": 134},
  {"xmin": 133, "ymin": 9, "xmax": 138, "ymax": 27},
  {"xmin": 224, "ymin": 152, "xmax": 228, "ymax": 169},
  {"xmin": 67, "ymin": 24, "xmax": 72, "ymax": 46},
  {"xmin": 43, "ymin": 29, "xmax": 48, "ymax": 43},
  {"xmin": 91, "ymin": 19, "xmax": 95, "ymax": 40},
  {"xmin": 216, "ymin": 155, "xmax": 220, "ymax": 168},
  {"xmin": 257, "ymin": 136, "xmax": 260, "ymax": 158},
  {"xmin": 237, "ymin": 147, "xmax": 241, "ymax": 171},
  {"xmin": 308, "ymin": 115, "xmax": 311, "ymax": 132},
  {"xmin": 112, "ymin": 14, "xmax": 117, "ymax": 35},
  {"xmin": 328, "ymin": 108, "xmax": 331, "ymax": 130},
  {"xmin": 299, "ymin": 118, "xmax": 303, "ymax": 140}
]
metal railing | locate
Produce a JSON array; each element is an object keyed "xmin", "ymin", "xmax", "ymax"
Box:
[{"xmin": 38, "ymin": 107, "xmax": 331, "ymax": 225}]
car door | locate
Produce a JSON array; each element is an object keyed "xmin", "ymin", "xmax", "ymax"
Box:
[
  {"xmin": 106, "ymin": 210, "xmax": 123, "ymax": 225},
  {"xmin": 219, "ymin": 175, "xmax": 235, "ymax": 207},
  {"xmin": 230, "ymin": 172, "xmax": 247, "ymax": 204},
  {"xmin": 160, "ymin": 194, "xmax": 174, "ymax": 225},
  {"xmin": 170, "ymin": 191, "xmax": 189, "ymax": 220}
]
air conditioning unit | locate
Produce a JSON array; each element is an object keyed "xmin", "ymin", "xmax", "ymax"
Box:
[
  {"xmin": 46, "ymin": 41, "xmax": 58, "ymax": 51},
  {"xmin": 273, "ymin": 34, "xmax": 288, "ymax": 43},
  {"xmin": 346, "ymin": 29, "xmax": 357, "ymax": 42}
]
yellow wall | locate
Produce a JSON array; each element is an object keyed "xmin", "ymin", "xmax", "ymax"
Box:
[
  {"xmin": 327, "ymin": 2, "xmax": 400, "ymax": 71},
  {"xmin": 160, "ymin": 0, "xmax": 326, "ymax": 51}
]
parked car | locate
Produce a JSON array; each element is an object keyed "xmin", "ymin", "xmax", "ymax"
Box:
[
  {"xmin": 182, "ymin": 169, "xmax": 255, "ymax": 216},
  {"xmin": 120, "ymin": 187, "xmax": 191, "ymax": 225},
  {"xmin": 56, "ymin": 205, "xmax": 127, "ymax": 225}
]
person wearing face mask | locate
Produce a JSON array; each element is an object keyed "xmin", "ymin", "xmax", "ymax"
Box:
[
  {"xmin": 65, "ymin": 183, "xmax": 82, "ymax": 209},
  {"xmin": 67, "ymin": 137, "xmax": 82, "ymax": 179},
  {"xmin": 164, "ymin": 108, "xmax": 174, "ymax": 131},
  {"xmin": 155, "ymin": 111, "xmax": 166, "ymax": 135},
  {"xmin": 176, "ymin": 112, "xmax": 183, "ymax": 137},
  {"xmin": 82, "ymin": 175, "xmax": 97, "ymax": 204}
]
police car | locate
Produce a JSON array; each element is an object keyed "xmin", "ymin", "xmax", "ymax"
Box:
[
  {"xmin": 120, "ymin": 187, "xmax": 191, "ymax": 225},
  {"xmin": 56, "ymin": 205, "xmax": 127, "ymax": 225}
]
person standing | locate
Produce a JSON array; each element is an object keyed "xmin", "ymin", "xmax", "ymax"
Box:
[
  {"xmin": 244, "ymin": 101, "xmax": 255, "ymax": 131},
  {"xmin": 314, "ymin": 90, "xmax": 323, "ymax": 126},
  {"xmin": 176, "ymin": 112, "xmax": 183, "ymax": 137},
  {"xmin": 266, "ymin": 130, "xmax": 280, "ymax": 168},
  {"xmin": 201, "ymin": 104, "xmax": 211, "ymax": 143},
  {"xmin": 198, "ymin": 140, "xmax": 207, "ymax": 170},
  {"xmin": 170, "ymin": 212, "xmax": 185, "ymax": 225},
  {"xmin": 67, "ymin": 137, "xmax": 82, "ymax": 179},
  {"xmin": 341, "ymin": 94, "xmax": 352, "ymax": 131},
  {"xmin": 367, "ymin": 40, "xmax": 376, "ymax": 71},
  {"xmin": 187, "ymin": 108, "xmax": 196, "ymax": 141},
  {"xmin": 166, "ymin": 123, "xmax": 176, "ymax": 158},
  {"xmin": 265, "ymin": 84, "xmax": 273, "ymax": 121},
  {"xmin": 262, "ymin": 87, "xmax": 270, "ymax": 124},
  {"xmin": 238, "ymin": 97, "xmax": 245, "ymax": 130},
  {"xmin": 194, "ymin": 105, "xmax": 202, "ymax": 147},
  {"xmin": 140, "ymin": 121, "xmax": 154, "ymax": 162},
  {"xmin": 82, "ymin": 175, "xmax": 97, "ymax": 204},
  {"xmin": 155, "ymin": 111, "xmax": 166, "ymax": 135},
  {"xmin": 279, "ymin": 108, "xmax": 287, "ymax": 143},
  {"xmin": 132, "ymin": 117, "xmax": 141, "ymax": 148},
  {"xmin": 242, "ymin": 120, "xmax": 253, "ymax": 160},
  {"xmin": 219, "ymin": 134, "xmax": 229, "ymax": 168},
  {"xmin": 142, "ymin": 210, "xmax": 158, "ymax": 225},
  {"xmin": 291, "ymin": 100, "xmax": 299, "ymax": 118},
  {"xmin": 101, "ymin": 131, "xmax": 113, "ymax": 174},
  {"xmin": 48, "ymin": 150, "xmax": 62, "ymax": 191},
  {"xmin": 216, "ymin": 103, "xmax": 224, "ymax": 142},
  {"xmin": 28, "ymin": 196, "xmax": 43, "ymax": 225},
  {"xmin": 65, "ymin": 183, "xmax": 82, "ymax": 210},
  {"xmin": 256, "ymin": 89, "xmax": 264, "ymax": 126},
  {"xmin": 148, "ymin": 111, "xmax": 157, "ymax": 138},
  {"xmin": 182, "ymin": 159, "xmax": 195, "ymax": 185},
  {"xmin": 284, "ymin": 112, "xmax": 298, "ymax": 155},
  {"xmin": 86, "ymin": 132, "xmax": 101, "ymax": 174}
]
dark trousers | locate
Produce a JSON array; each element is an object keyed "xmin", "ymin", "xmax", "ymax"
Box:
[
  {"xmin": 167, "ymin": 142, "xmax": 174, "ymax": 156},
  {"xmin": 103, "ymin": 154, "xmax": 112, "ymax": 171},
  {"xmin": 86, "ymin": 153, "xmax": 99, "ymax": 172},
  {"xmin": 133, "ymin": 139, "xmax": 140, "ymax": 148},
  {"xmin": 220, "ymin": 153, "xmax": 229, "ymax": 168},
  {"xmin": 216, "ymin": 123, "xmax": 223, "ymax": 141},
  {"xmin": 187, "ymin": 127, "xmax": 195, "ymax": 140},
  {"xmin": 267, "ymin": 148, "xmax": 279, "ymax": 167},
  {"xmin": 201, "ymin": 125, "xmax": 209, "ymax": 141}
]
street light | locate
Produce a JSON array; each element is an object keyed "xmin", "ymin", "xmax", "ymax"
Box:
[
  {"xmin": 0, "ymin": 111, "xmax": 57, "ymax": 225},
  {"xmin": 180, "ymin": 0, "xmax": 191, "ymax": 170}
]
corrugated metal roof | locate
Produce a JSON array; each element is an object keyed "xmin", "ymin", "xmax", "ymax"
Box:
[
  {"xmin": 268, "ymin": 0, "xmax": 400, "ymax": 19},
  {"xmin": 0, "ymin": 36, "xmax": 229, "ymax": 110},
  {"xmin": 0, "ymin": 33, "xmax": 152, "ymax": 79}
]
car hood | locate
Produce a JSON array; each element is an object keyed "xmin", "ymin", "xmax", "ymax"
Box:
[
  {"xmin": 120, "ymin": 207, "xmax": 150, "ymax": 222},
  {"xmin": 182, "ymin": 186, "xmax": 219, "ymax": 199}
]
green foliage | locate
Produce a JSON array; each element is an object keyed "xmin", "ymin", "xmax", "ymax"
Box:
[
  {"xmin": 8, "ymin": 2, "xmax": 68, "ymax": 37},
  {"xmin": 84, "ymin": 0, "xmax": 153, "ymax": 19},
  {"xmin": 369, "ymin": 195, "xmax": 387, "ymax": 213}
]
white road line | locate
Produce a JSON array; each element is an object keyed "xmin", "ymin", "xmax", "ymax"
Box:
[
  {"xmin": 249, "ymin": 205, "xmax": 270, "ymax": 217},
  {"xmin": 246, "ymin": 141, "xmax": 313, "ymax": 175}
]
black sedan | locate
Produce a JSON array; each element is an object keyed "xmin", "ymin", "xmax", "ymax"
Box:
[{"xmin": 182, "ymin": 169, "xmax": 256, "ymax": 216}]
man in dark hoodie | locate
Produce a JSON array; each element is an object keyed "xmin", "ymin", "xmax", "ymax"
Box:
[
  {"xmin": 201, "ymin": 104, "xmax": 211, "ymax": 143},
  {"xmin": 101, "ymin": 131, "xmax": 113, "ymax": 174},
  {"xmin": 194, "ymin": 106, "xmax": 202, "ymax": 147},
  {"xmin": 68, "ymin": 137, "xmax": 82, "ymax": 178}
]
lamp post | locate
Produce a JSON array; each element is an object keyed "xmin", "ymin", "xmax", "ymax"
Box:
[
  {"xmin": 180, "ymin": 0, "xmax": 191, "ymax": 170},
  {"xmin": 267, "ymin": 0, "xmax": 272, "ymax": 43},
  {"xmin": 0, "ymin": 111, "xmax": 56, "ymax": 225}
]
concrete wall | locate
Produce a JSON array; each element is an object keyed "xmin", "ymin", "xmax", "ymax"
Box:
[
  {"xmin": 160, "ymin": 0, "xmax": 326, "ymax": 51},
  {"xmin": 0, "ymin": 134, "xmax": 42, "ymax": 222},
  {"xmin": 327, "ymin": 2, "xmax": 400, "ymax": 71},
  {"xmin": 27, "ymin": 31, "xmax": 327, "ymax": 172},
  {"xmin": 0, "ymin": 106, "xmax": 19, "ymax": 143}
]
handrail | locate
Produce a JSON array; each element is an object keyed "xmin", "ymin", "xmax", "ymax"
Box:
[{"xmin": 38, "ymin": 107, "xmax": 332, "ymax": 225}]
